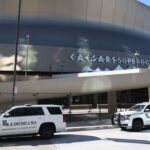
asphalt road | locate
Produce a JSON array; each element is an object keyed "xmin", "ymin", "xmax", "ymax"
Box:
[{"xmin": 0, "ymin": 128, "xmax": 150, "ymax": 150}]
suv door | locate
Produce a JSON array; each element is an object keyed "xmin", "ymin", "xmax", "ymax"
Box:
[
  {"xmin": 1, "ymin": 107, "xmax": 44, "ymax": 136},
  {"xmin": 1, "ymin": 108, "xmax": 26, "ymax": 136},
  {"xmin": 24, "ymin": 107, "xmax": 44, "ymax": 133}
]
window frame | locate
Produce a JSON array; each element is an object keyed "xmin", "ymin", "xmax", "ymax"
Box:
[{"xmin": 47, "ymin": 107, "xmax": 62, "ymax": 115}]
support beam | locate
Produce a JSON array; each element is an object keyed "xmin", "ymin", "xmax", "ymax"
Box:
[
  {"xmin": 108, "ymin": 91, "xmax": 117, "ymax": 114},
  {"xmin": 93, "ymin": 94, "xmax": 98, "ymax": 108},
  {"xmin": 68, "ymin": 93, "xmax": 73, "ymax": 113}
]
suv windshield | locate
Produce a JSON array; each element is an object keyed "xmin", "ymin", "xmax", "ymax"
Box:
[{"xmin": 129, "ymin": 104, "xmax": 145, "ymax": 111}]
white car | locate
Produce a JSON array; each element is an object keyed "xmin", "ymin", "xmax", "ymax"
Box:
[
  {"xmin": 0, "ymin": 104, "xmax": 66, "ymax": 138},
  {"xmin": 112, "ymin": 102, "xmax": 150, "ymax": 131}
]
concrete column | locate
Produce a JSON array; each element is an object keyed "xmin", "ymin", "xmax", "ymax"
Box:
[
  {"xmin": 108, "ymin": 91, "xmax": 117, "ymax": 114},
  {"xmin": 68, "ymin": 93, "xmax": 73, "ymax": 113},
  {"xmin": 93, "ymin": 94, "xmax": 98, "ymax": 108},
  {"xmin": 148, "ymin": 87, "xmax": 150, "ymax": 102},
  {"xmin": 68, "ymin": 93, "xmax": 73, "ymax": 122}
]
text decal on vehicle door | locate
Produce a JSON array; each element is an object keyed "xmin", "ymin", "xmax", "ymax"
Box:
[{"xmin": 2, "ymin": 120, "xmax": 37, "ymax": 126}]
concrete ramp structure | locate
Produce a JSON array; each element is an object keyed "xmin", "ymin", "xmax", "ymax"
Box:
[{"xmin": 1, "ymin": 69, "xmax": 150, "ymax": 109}]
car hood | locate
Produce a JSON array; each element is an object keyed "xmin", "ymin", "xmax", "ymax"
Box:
[{"xmin": 116, "ymin": 111, "xmax": 142, "ymax": 116}]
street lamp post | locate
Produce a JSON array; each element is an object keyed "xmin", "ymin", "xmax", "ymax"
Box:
[
  {"xmin": 25, "ymin": 34, "xmax": 30, "ymax": 80},
  {"xmin": 12, "ymin": 0, "xmax": 22, "ymax": 106},
  {"xmin": 134, "ymin": 50, "xmax": 140, "ymax": 69}
]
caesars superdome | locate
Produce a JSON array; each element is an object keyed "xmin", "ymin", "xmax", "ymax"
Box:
[
  {"xmin": 0, "ymin": 0, "xmax": 150, "ymax": 73},
  {"xmin": 1, "ymin": 0, "xmax": 150, "ymax": 109}
]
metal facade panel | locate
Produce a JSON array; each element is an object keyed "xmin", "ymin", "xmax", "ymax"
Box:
[
  {"xmin": 100, "ymin": 0, "xmax": 116, "ymax": 23},
  {"xmin": 86, "ymin": 0, "xmax": 102, "ymax": 20}
]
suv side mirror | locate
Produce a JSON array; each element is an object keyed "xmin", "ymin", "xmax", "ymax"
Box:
[
  {"xmin": 4, "ymin": 113, "xmax": 10, "ymax": 118},
  {"xmin": 144, "ymin": 109, "xmax": 150, "ymax": 112}
]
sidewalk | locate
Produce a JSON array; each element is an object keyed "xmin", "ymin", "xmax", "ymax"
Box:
[
  {"xmin": 63, "ymin": 108, "xmax": 118, "ymax": 132},
  {"xmin": 66, "ymin": 119, "xmax": 117, "ymax": 132}
]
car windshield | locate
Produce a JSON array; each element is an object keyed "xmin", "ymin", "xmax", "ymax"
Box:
[{"xmin": 129, "ymin": 104, "xmax": 145, "ymax": 111}]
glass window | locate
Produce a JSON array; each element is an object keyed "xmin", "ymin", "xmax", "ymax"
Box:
[
  {"xmin": 9, "ymin": 108, "xmax": 26, "ymax": 117},
  {"xmin": 25, "ymin": 107, "xmax": 44, "ymax": 116},
  {"xmin": 129, "ymin": 104, "xmax": 145, "ymax": 111},
  {"xmin": 47, "ymin": 107, "xmax": 62, "ymax": 115}
]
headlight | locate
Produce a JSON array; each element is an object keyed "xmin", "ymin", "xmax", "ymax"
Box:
[{"xmin": 121, "ymin": 115, "xmax": 131, "ymax": 120}]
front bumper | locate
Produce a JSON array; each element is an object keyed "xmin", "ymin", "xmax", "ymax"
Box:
[{"xmin": 111, "ymin": 113, "xmax": 132, "ymax": 129}]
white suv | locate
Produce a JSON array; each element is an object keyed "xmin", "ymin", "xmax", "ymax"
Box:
[
  {"xmin": 0, "ymin": 104, "xmax": 66, "ymax": 139},
  {"xmin": 112, "ymin": 102, "xmax": 150, "ymax": 131}
]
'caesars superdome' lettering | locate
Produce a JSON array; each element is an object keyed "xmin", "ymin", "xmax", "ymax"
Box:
[{"xmin": 69, "ymin": 53, "xmax": 150, "ymax": 66}]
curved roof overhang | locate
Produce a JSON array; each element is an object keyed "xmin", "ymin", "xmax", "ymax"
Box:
[
  {"xmin": 0, "ymin": 19, "xmax": 150, "ymax": 54},
  {"xmin": 0, "ymin": 69, "xmax": 150, "ymax": 104}
]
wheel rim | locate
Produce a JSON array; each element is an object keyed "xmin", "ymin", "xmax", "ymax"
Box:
[
  {"xmin": 44, "ymin": 128, "xmax": 52, "ymax": 137},
  {"xmin": 133, "ymin": 121, "xmax": 142, "ymax": 130}
]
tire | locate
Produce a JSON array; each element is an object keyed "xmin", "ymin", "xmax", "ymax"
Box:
[
  {"xmin": 39, "ymin": 125, "xmax": 54, "ymax": 139},
  {"xmin": 121, "ymin": 127, "xmax": 126, "ymax": 131},
  {"xmin": 132, "ymin": 119, "xmax": 143, "ymax": 131}
]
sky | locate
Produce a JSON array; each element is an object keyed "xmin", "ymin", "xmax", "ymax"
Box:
[{"xmin": 137, "ymin": 0, "xmax": 150, "ymax": 7}]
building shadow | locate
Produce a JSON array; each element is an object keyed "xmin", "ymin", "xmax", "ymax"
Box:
[
  {"xmin": 52, "ymin": 134, "xmax": 101, "ymax": 144},
  {"xmin": 0, "ymin": 134, "xmax": 101, "ymax": 147}
]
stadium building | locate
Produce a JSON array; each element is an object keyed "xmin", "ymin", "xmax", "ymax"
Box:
[{"xmin": 0, "ymin": 0, "xmax": 150, "ymax": 113}]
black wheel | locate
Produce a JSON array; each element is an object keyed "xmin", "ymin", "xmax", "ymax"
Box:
[
  {"xmin": 132, "ymin": 119, "xmax": 143, "ymax": 131},
  {"xmin": 40, "ymin": 125, "xmax": 54, "ymax": 139},
  {"xmin": 121, "ymin": 127, "xmax": 126, "ymax": 131}
]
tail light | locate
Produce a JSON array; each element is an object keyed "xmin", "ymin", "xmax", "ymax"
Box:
[{"xmin": 63, "ymin": 114, "xmax": 66, "ymax": 122}]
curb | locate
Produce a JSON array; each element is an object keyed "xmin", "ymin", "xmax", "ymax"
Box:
[{"xmin": 66, "ymin": 125, "xmax": 118, "ymax": 132}]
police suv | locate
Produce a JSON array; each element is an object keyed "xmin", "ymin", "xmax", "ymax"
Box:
[
  {"xmin": 0, "ymin": 104, "xmax": 66, "ymax": 138},
  {"xmin": 112, "ymin": 102, "xmax": 150, "ymax": 131}
]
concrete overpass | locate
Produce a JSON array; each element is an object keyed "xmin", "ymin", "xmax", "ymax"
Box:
[{"xmin": 0, "ymin": 69, "xmax": 150, "ymax": 110}]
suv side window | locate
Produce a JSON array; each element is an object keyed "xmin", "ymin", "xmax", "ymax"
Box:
[
  {"xmin": 8, "ymin": 108, "xmax": 26, "ymax": 117},
  {"xmin": 25, "ymin": 107, "xmax": 44, "ymax": 116},
  {"xmin": 47, "ymin": 107, "xmax": 62, "ymax": 115}
]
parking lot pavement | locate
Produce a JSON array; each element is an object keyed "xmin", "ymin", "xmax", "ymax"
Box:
[
  {"xmin": 0, "ymin": 128, "xmax": 150, "ymax": 150},
  {"xmin": 52, "ymin": 128, "xmax": 150, "ymax": 150},
  {"xmin": 0, "ymin": 118, "xmax": 116, "ymax": 150},
  {"xmin": 0, "ymin": 136, "xmax": 58, "ymax": 150}
]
